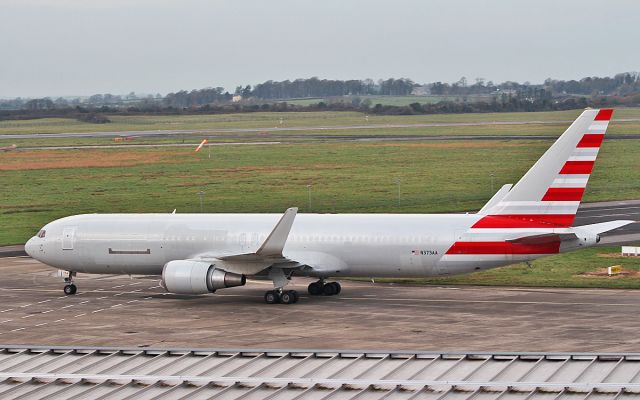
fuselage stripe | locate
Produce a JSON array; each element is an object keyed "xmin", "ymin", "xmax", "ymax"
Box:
[
  {"xmin": 472, "ymin": 214, "xmax": 575, "ymax": 228},
  {"xmin": 446, "ymin": 241, "xmax": 560, "ymax": 255}
]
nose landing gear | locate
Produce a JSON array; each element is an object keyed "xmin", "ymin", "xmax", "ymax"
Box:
[
  {"xmin": 63, "ymin": 283, "xmax": 77, "ymax": 295},
  {"xmin": 59, "ymin": 270, "xmax": 77, "ymax": 295}
]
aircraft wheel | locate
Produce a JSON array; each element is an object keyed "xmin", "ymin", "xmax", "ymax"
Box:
[
  {"xmin": 332, "ymin": 282, "xmax": 341, "ymax": 295},
  {"xmin": 64, "ymin": 284, "xmax": 77, "ymax": 296},
  {"xmin": 264, "ymin": 290, "xmax": 280, "ymax": 304},
  {"xmin": 323, "ymin": 282, "xmax": 337, "ymax": 296},
  {"xmin": 290, "ymin": 290, "xmax": 299, "ymax": 303},
  {"xmin": 308, "ymin": 282, "xmax": 323, "ymax": 296},
  {"xmin": 281, "ymin": 290, "xmax": 297, "ymax": 305}
]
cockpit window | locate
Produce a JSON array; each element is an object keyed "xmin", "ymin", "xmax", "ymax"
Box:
[{"xmin": 37, "ymin": 230, "xmax": 46, "ymax": 238}]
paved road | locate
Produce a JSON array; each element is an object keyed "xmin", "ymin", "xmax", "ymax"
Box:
[
  {"xmin": 1, "ymin": 257, "xmax": 640, "ymax": 351},
  {"xmin": 2, "ymin": 118, "xmax": 639, "ymax": 140},
  {"xmin": 9, "ymin": 134, "xmax": 640, "ymax": 151}
]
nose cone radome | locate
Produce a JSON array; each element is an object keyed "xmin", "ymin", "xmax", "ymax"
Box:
[{"xmin": 25, "ymin": 237, "xmax": 36, "ymax": 258}]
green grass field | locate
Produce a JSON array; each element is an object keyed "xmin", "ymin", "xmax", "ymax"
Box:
[{"xmin": 2, "ymin": 138, "xmax": 639, "ymax": 244}]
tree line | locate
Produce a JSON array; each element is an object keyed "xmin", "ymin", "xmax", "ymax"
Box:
[{"xmin": 1, "ymin": 72, "xmax": 639, "ymax": 119}]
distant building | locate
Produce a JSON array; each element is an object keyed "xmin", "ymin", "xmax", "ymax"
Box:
[
  {"xmin": 232, "ymin": 95, "xmax": 243, "ymax": 103},
  {"xmin": 495, "ymin": 89, "xmax": 517, "ymax": 95},
  {"xmin": 411, "ymin": 86, "xmax": 431, "ymax": 96}
]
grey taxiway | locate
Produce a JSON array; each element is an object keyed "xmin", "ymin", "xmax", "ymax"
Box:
[{"xmin": 1, "ymin": 256, "xmax": 640, "ymax": 352}]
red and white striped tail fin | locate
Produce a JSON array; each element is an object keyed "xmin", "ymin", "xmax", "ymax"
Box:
[{"xmin": 477, "ymin": 108, "xmax": 613, "ymax": 228}]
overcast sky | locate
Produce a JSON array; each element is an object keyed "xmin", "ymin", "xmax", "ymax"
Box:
[{"xmin": 1, "ymin": 0, "xmax": 638, "ymax": 97}]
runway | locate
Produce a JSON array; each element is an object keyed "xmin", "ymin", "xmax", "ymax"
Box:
[
  {"xmin": 2, "ymin": 117, "xmax": 639, "ymax": 140},
  {"xmin": 10, "ymin": 133, "xmax": 640, "ymax": 151},
  {"xmin": 1, "ymin": 256, "xmax": 640, "ymax": 352}
]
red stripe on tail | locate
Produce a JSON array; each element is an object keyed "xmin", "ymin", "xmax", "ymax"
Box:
[
  {"xmin": 472, "ymin": 214, "xmax": 575, "ymax": 228},
  {"xmin": 577, "ymin": 134, "xmax": 604, "ymax": 148},
  {"xmin": 542, "ymin": 188, "xmax": 585, "ymax": 201},
  {"xmin": 559, "ymin": 160, "xmax": 594, "ymax": 174},
  {"xmin": 446, "ymin": 241, "xmax": 560, "ymax": 255},
  {"xmin": 594, "ymin": 109, "xmax": 614, "ymax": 121}
]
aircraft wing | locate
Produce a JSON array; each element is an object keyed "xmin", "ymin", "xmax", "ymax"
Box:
[{"xmin": 189, "ymin": 207, "xmax": 308, "ymax": 276}]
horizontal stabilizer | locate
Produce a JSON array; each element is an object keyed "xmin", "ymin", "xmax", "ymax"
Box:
[
  {"xmin": 507, "ymin": 232, "xmax": 577, "ymax": 245},
  {"xmin": 575, "ymin": 220, "xmax": 635, "ymax": 235}
]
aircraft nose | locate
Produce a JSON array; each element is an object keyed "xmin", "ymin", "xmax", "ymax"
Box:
[{"xmin": 25, "ymin": 238, "xmax": 36, "ymax": 258}]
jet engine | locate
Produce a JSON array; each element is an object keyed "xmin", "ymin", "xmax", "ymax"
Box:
[{"xmin": 161, "ymin": 260, "xmax": 246, "ymax": 294}]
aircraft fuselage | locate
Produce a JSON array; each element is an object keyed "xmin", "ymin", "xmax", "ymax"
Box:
[{"xmin": 26, "ymin": 212, "xmax": 531, "ymax": 278}]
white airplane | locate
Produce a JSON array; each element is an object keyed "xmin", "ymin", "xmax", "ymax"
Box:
[{"xmin": 25, "ymin": 108, "xmax": 634, "ymax": 304}]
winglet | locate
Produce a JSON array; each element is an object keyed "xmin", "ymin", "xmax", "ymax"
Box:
[{"xmin": 256, "ymin": 207, "xmax": 298, "ymax": 257}]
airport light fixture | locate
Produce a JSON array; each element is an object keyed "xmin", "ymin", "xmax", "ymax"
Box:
[
  {"xmin": 197, "ymin": 190, "xmax": 205, "ymax": 213},
  {"xmin": 307, "ymin": 184, "xmax": 312, "ymax": 211},
  {"xmin": 394, "ymin": 178, "xmax": 401, "ymax": 207}
]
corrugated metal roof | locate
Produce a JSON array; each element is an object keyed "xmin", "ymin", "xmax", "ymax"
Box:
[{"xmin": 1, "ymin": 346, "xmax": 640, "ymax": 399}]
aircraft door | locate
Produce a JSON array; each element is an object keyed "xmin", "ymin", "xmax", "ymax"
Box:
[{"xmin": 62, "ymin": 227, "xmax": 76, "ymax": 250}]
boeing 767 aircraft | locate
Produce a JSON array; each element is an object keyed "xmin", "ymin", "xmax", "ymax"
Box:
[{"xmin": 25, "ymin": 108, "xmax": 634, "ymax": 304}]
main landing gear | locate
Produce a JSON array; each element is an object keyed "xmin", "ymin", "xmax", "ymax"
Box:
[
  {"xmin": 307, "ymin": 280, "xmax": 341, "ymax": 296},
  {"xmin": 59, "ymin": 270, "xmax": 77, "ymax": 295},
  {"xmin": 264, "ymin": 267, "xmax": 300, "ymax": 305},
  {"xmin": 263, "ymin": 268, "xmax": 341, "ymax": 304},
  {"xmin": 264, "ymin": 290, "xmax": 299, "ymax": 304},
  {"xmin": 263, "ymin": 281, "xmax": 341, "ymax": 304}
]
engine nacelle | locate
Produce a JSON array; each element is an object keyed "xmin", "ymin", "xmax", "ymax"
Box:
[{"xmin": 161, "ymin": 260, "xmax": 246, "ymax": 294}]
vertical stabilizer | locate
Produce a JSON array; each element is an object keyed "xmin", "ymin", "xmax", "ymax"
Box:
[{"xmin": 478, "ymin": 108, "xmax": 613, "ymax": 228}]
